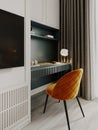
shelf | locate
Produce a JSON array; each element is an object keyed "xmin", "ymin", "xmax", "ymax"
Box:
[
  {"xmin": 31, "ymin": 21, "xmax": 59, "ymax": 31},
  {"xmin": 31, "ymin": 33, "xmax": 58, "ymax": 41},
  {"xmin": 31, "ymin": 20, "xmax": 59, "ymax": 63}
]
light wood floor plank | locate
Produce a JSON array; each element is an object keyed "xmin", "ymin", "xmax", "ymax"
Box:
[{"xmin": 22, "ymin": 92, "xmax": 98, "ymax": 130}]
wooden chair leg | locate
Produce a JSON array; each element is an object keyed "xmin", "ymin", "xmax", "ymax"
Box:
[
  {"xmin": 63, "ymin": 101, "xmax": 71, "ymax": 130},
  {"xmin": 43, "ymin": 94, "xmax": 49, "ymax": 113},
  {"xmin": 76, "ymin": 97, "xmax": 85, "ymax": 117}
]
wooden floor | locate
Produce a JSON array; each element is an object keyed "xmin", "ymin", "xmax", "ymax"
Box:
[{"xmin": 22, "ymin": 92, "xmax": 98, "ymax": 130}]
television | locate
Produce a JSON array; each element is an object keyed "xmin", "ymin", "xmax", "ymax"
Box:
[{"xmin": 0, "ymin": 9, "xmax": 24, "ymax": 69}]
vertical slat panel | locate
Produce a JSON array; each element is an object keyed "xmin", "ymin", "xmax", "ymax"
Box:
[
  {"xmin": 18, "ymin": 88, "xmax": 21, "ymax": 104},
  {"xmin": 3, "ymin": 110, "xmax": 8, "ymax": 129},
  {"xmin": 25, "ymin": 102, "xmax": 28, "ymax": 115},
  {"xmin": 26, "ymin": 86, "xmax": 28, "ymax": 100},
  {"xmin": 0, "ymin": 93, "xmax": 2, "ymax": 112},
  {"xmin": 12, "ymin": 89, "xmax": 14, "ymax": 105},
  {"xmin": 0, "ymin": 86, "xmax": 28, "ymax": 130},
  {"xmin": 9, "ymin": 109, "xmax": 11, "ymax": 126},
  {"xmin": 14, "ymin": 90, "xmax": 16, "ymax": 106},
  {"xmin": 0, "ymin": 112, "xmax": 3, "ymax": 130},
  {"xmin": 3, "ymin": 92, "xmax": 8, "ymax": 110},
  {"xmin": 16, "ymin": 89, "xmax": 18, "ymax": 105}
]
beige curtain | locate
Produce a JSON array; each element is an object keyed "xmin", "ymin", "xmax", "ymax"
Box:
[{"xmin": 60, "ymin": 0, "xmax": 96, "ymax": 100}]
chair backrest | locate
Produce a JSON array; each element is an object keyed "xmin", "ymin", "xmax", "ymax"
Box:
[{"xmin": 52, "ymin": 68, "xmax": 83, "ymax": 100}]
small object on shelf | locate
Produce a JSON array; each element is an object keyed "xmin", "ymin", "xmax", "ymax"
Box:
[
  {"xmin": 31, "ymin": 34, "xmax": 58, "ymax": 41},
  {"xmin": 60, "ymin": 48, "xmax": 68, "ymax": 63},
  {"xmin": 31, "ymin": 59, "xmax": 38, "ymax": 65},
  {"xmin": 44, "ymin": 34, "xmax": 54, "ymax": 39},
  {"xmin": 31, "ymin": 60, "xmax": 35, "ymax": 65},
  {"xmin": 34, "ymin": 59, "xmax": 38, "ymax": 65}
]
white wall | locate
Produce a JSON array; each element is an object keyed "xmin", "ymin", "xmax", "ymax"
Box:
[
  {"xmin": 0, "ymin": 0, "xmax": 31, "ymax": 129},
  {"xmin": 95, "ymin": 0, "xmax": 98, "ymax": 98},
  {"xmin": 0, "ymin": 0, "xmax": 25, "ymax": 16},
  {"xmin": 0, "ymin": 0, "xmax": 26, "ymax": 91}
]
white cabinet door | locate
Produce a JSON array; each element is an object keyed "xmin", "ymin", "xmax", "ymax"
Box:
[
  {"xmin": 30, "ymin": 0, "xmax": 59, "ymax": 29},
  {"xmin": 46, "ymin": 0, "xmax": 60, "ymax": 29},
  {"xmin": 30, "ymin": 0, "xmax": 44, "ymax": 23}
]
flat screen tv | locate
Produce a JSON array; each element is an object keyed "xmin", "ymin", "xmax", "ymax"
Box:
[{"xmin": 0, "ymin": 9, "xmax": 24, "ymax": 69}]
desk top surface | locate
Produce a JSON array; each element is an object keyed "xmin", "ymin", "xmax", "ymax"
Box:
[{"xmin": 31, "ymin": 62, "xmax": 71, "ymax": 71}]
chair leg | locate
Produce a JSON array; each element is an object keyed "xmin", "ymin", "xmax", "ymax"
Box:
[
  {"xmin": 63, "ymin": 101, "xmax": 71, "ymax": 130},
  {"xmin": 43, "ymin": 94, "xmax": 49, "ymax": 113},
  {"xmin": 76, "ymin": 97, "xmax": 85, "ymax": 117}
]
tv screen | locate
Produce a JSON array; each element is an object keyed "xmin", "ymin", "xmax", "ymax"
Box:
[{"xmin": 0, "ymin": 9, "xmax": 24, "ymax": 69}]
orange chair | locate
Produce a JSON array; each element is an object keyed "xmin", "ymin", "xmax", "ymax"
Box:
[{"xmin": 43, "ymin": 68, "xmax": 85, "ymax": 130}]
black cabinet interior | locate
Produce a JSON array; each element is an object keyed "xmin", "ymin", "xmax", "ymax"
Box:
[{"xmin": 31, "ymin": 21, "xmax": 59, "ymax": 63}]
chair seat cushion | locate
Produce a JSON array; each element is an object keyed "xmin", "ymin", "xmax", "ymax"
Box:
[{"xmin": 46, "ymin": 83, "xmax": 56, "ymax": 96}]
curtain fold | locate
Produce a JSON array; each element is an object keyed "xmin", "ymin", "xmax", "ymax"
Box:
[{"xmin": 60, "ymin": 0, "xmax": 96, "ymax": 100}]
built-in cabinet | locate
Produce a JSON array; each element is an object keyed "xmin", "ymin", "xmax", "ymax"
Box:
[
  {"xmin": 31, "ymin": 21, "xmax": 60, "ymax": 94},
  {"xmin": 46, "ymin": 0, "xmax": 59, "ymax": 29},
  {"xmin": 30, "ymin": 0, "xmax": 59, "ymax": 29},
  {"xmin": 31, "ymin": 0, "xmax": 43, "ymax": 23},
  {"xmin": 30, "ymin": 1, "xmax": 60, "ymax": 94},
  {"xmin": 30, "ymin": 21, "xmax": 71, "ymax": 95}
]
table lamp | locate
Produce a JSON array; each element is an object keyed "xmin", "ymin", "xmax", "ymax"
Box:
[{"xmin": 60, "ymin": 48, "xmax": 68, "ymax": 62}]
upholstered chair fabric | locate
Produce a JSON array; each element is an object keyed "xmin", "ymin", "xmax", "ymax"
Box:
[
  {"xmin": 44, "ymin": 68, "xmax": 84, "ymax": 130},
  {"xmin": 46, "ymin": 69, "xmax": 83, "ymax": 100}
]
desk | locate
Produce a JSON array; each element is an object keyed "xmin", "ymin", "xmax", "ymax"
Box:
[{"xmin": 31, "ymin": 63, "xmax": 71, "ymax": 95}]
